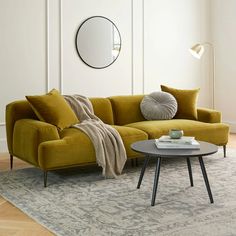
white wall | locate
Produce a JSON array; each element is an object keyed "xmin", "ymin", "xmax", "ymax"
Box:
[
  {"xmin": 144, "ymin": 0, "xmax": 211, "ymax": 107},
  {"xmin": 61, "ymin": 0, "xmax": 132, "ymax": 97},
  {"xmin": 0, "ymin": 0, "xmax": 46, "ymax": 152},
  {"xmin": 0, "ymin": 0, "xmax": 212, "ymax": 152},
  {"xmin": 211, "ymin": 0, "xmax": 236, "ymax": 132}
]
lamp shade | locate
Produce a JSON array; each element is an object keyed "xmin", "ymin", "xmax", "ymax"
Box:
[{"xmin": 189, "ymin": 43, "xmax": 205, "ymax": 59}]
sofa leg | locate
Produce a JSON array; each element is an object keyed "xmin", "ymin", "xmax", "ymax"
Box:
[
  {"xmin": 10, "ymin": 154, "xmax": 13, "ymax": 170},
  {"xmin": 223, "ymin": 145, "xmax": 226, "ymax": 158},
  {"xmin": 44, "ymin": 171, "xmax": 48, "ymax": 187},
  {"xmin": 131, "ymin": 159, "xmax": 134, "ymax": 167},
  {"xmin": 131, "ymin": 158, "xmax": 138, "ymax": 167}
]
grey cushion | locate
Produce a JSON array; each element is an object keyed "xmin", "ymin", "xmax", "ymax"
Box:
[{"xmin": 140, "ymin": 91, "xmax": 177, "ymax": 120}]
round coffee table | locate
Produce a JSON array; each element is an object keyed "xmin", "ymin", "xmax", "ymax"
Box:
[{"xmin": 131, "ymin": 140, "xmax": 218, "ymax": 206}]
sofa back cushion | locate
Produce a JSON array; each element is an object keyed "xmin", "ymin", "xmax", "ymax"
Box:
[
  {"xmin": 161, "ymin": 85, "xmax": 199, "ymax": 120},
  {"xmin": 89, "ymin": 98, "xmax": 114, "ymax": 125},
  {"xmin": 109, "ymin": 95, "xmax": 145, "ymax": 125},
  {"xmin": 26, "ymin": 89, "xmax": 79, "ymax": 130}
]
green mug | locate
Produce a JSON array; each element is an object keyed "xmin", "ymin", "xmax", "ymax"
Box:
[{"xmin": 169, "ymin": 129, "xmax": 184, "ymax": 139}]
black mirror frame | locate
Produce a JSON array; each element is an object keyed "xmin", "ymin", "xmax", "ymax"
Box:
[{"xmin": 75, "ymin": 16, "xmax": 122, "ymax": 69}]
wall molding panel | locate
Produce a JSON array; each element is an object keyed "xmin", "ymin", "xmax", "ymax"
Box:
[
  {"xmin": 59, "ymin": 0, "xmax": 63, "ymax": 94},
  {"xmin": 0, "ymin": 0, "xmax": 48, "ymax": 153},
  {"xmin": 47, "ymin": 0, "xmax": 61, "ymax": 92},
  {"xmin": 0, "ymin": 0, "xmax": 144, "ymax": 152},
  {"xmin": 131, "ymin": 0, "xmax": 134, "ymax": 95},
  {"xmin": 142, "ymin": 0, "xmax": 145, "ymax": 94},
  {"xmin": 61, "ymin": 0, "xmax": 135, "ymax": 97},
  {"xmin": 46, "ymin": 0, "xmax": 145, "ymax": 97},
  {"xmin": 46, "ymin": 0, "xmax": 49, "ymax": 92},
  {"xmin": 132, "ymin": 0, "xmax": 144, "ymax": 94}
]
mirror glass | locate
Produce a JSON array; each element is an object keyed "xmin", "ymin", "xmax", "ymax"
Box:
[{"xmin": 75, "ymin": 16, "xmax": 121, "ymax": 69}]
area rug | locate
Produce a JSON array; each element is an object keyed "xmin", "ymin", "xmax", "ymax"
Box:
[{"xmin": 1, "ymin": 148, "xmax": 236, "ymax": 236}]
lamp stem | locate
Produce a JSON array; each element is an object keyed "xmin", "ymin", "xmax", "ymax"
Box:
[{"xmin": 203, "ymin": 42, "xmax": 215, "ymax": 109}]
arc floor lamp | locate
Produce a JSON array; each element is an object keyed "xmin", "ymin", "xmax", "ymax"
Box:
[{"xmin": 189, "ymin": 42, "xmax": 215, "ymax": 109}]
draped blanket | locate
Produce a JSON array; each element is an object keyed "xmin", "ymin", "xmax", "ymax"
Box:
[{"xmin": 64, "ymin": 95, "xmax": 127, "ymax": 178}]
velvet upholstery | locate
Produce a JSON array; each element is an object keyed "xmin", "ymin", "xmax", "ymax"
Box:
[
  {"xmin": 161, "ymin": 85, "xmax": 200, "ymax": 120},
  {"xmin": 197, "ymin": 108, "xmax": 221, "ymax": 123},
  {"xmin": 39, "ymin": 128, "xmax": 96, "ymax": 170},
  {"xmin": 6, "ymin": 100, "xmax": 37, "ymax": 155},
  {"xmin": 126, "ymin": 119, "xmax": 229, "ymax": 146},
  {"xmin": 5, "ymin": 95, "xmax": 229, "ymax": 174},
  {"xmin": 89, "ymin": 98, "xmax": 114, "ymax": 125},
  {"xmin": 26, "ymin": 89, "xmax": 78, "ymax": 130},
  {"xmin": 109, "ymin": 95, "xmax": 145, "ymax": 125},
  {"xmin": 38, "ymin": 125, "xmax": 147, "ymax": 170},
  {"xmin": 13, "ymin": 119, "xmax": 60, "ymax": 166},
  {"xmin": 112, "ymin": 125, "xmax": 148, "ymax": 158}
]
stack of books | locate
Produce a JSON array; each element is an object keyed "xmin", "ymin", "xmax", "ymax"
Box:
[{"xmin": 155, "ymin": 135, "xmax": 200, "ymax": 149}]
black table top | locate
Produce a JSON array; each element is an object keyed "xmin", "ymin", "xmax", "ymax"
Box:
[{"xmin": 131, "ymin": 140, "xmax": 218, "ymax": 158}]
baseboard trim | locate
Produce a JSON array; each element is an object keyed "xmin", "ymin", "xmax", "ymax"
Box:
[{"xmin": 0, "ymin": 138, "xmax": 8, "ymax": 153}]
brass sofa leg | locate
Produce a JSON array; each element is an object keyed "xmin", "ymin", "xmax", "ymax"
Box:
[
  {"xmin": 10, "ymin": 154, "xmax": 13, "ymax": 170},
  {"xmin": 44, "ymin": 171, "xmax": 48, "ymax": 187},
  {"xmin": 223, "ymin": 145, "xmax": 226, "ymax": 158}
]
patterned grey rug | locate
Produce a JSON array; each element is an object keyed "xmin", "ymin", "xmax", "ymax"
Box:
[{"xmin": 0, "ymin": 148, "xmax": 236, "ymax": 236}]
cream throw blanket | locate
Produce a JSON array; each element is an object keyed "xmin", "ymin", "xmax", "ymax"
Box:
[{"xmin": 64, "ymin": 95, "xmax": 127, "ymax": 178}]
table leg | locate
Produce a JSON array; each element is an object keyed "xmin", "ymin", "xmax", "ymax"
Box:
[
  {"xmin": 137, "ymin": 155, "xmax": 149, "ymax": 189},
  {"xmin": 198, "ymin": 156, "xmax": 214, "ymax": 203},
  {"xmin": 186, "ymin": 157, "xmax": 194, "ymax": 186},
  {"xmin": 151, "ymin": 157, "xmax": 162, "ymax": 206}
]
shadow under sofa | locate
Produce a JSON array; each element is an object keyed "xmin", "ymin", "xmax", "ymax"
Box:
[{"xmin": 6, "ymin": 95, "xmax": 229, "ymax": 186}]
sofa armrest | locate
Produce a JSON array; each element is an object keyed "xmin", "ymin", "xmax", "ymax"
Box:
[
  {"xmin": 6, "ymin": 100, "xmax": 37, "ymax": 155},
  {"xmin": 13, "ymin": 119, "xmax": 60, "ymax": 166},
  {"xmin": 197, "ymin": 108, "xmax": 222, "ymax": 123}
]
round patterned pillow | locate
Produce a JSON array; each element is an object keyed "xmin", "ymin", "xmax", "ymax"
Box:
[{"xmin": 140, "ymin": 91, "xmax": 177, "ymax": 120}]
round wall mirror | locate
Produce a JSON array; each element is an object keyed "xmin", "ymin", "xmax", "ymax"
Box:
[{"xmin": 75, "ymin": 16, "xmax": 121, "ymax": 69}]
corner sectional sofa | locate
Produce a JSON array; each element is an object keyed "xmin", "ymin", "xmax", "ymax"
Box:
[{"xmin": 6, "ymin": 95, "xmax": 229, "ymax": 186}]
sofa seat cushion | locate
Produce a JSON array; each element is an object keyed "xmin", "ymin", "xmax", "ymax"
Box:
[
  {"xmin": 38, "ymin": 125, "xmax": 148, "ymax": 169},
  {"xmin": 39, "ymin": 128, "xmax": 96, "ymax": 169},
  {"xmin": 126, "ymin": 119, "xmax": 229, "ymax": 146},
  {"xmin": 112, "ymin": 125, "xmax": 148, "ymax": 158}
]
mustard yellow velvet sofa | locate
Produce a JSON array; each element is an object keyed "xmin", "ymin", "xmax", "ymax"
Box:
[{"xmin": 6, "ymin": 95, "xmax": 229, "ymax": 186}]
